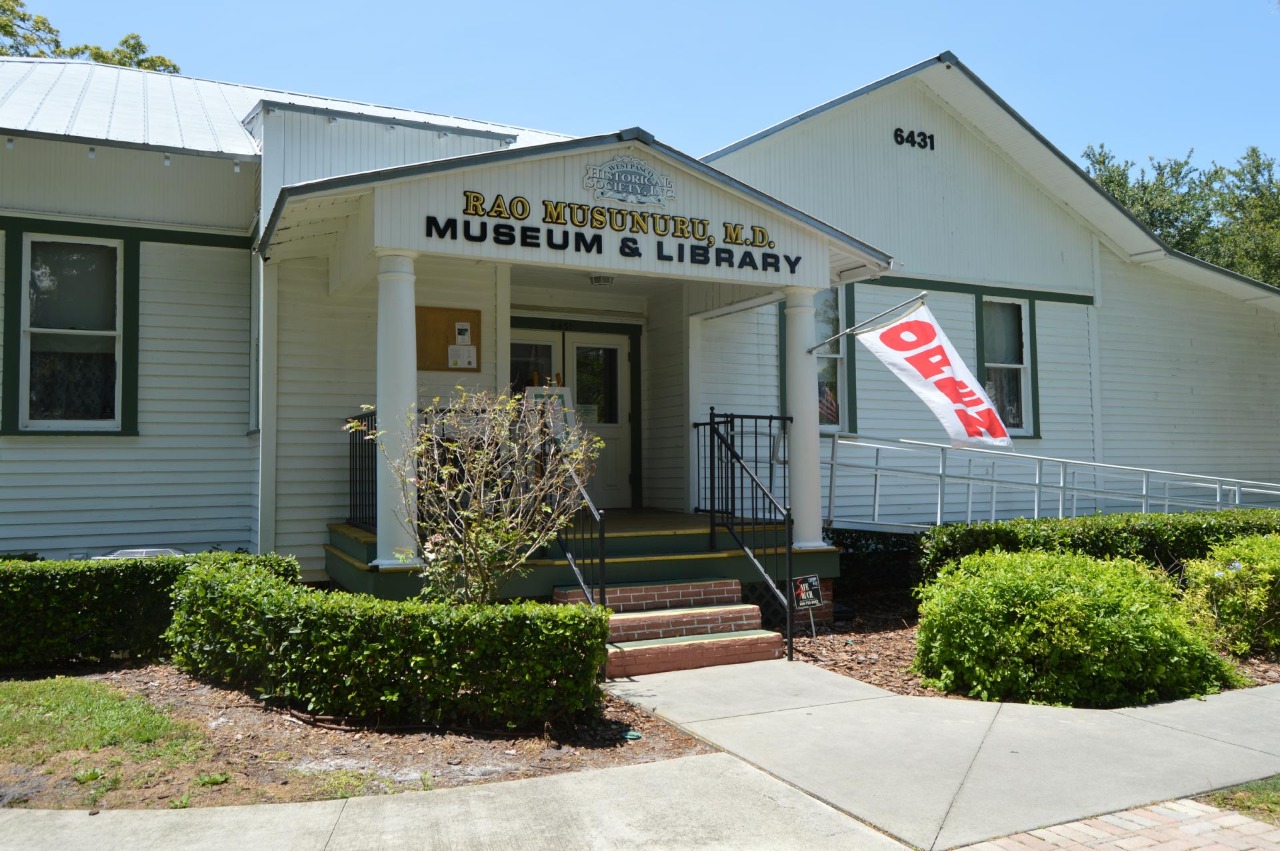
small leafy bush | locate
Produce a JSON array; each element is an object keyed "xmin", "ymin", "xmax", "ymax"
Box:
[
  {"xmin": 918, "ymin": 509, "xmax": 1280, "ymax": 582},
  {"xmin": 165, "ymin": 561, "xmax": 609, "ymax": 729},
  {"xmin": 1183, "ymin": 535, "xmax": 1280, "ymax": 656},
  {"xmin": 915, "ymin": 551, "xmax": 1240, "ymax": 707},
  {"xmin": 0, "ymin": 552, "xmax": 299, "ymax": 670}
]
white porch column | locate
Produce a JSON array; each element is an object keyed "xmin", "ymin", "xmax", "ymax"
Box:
[
  {"xmin": 784, "ymin": 287, "xmax": 825, "ymax": 548},
  {"xmin": 373, "ymin": 251, "xmax": 421, "ymax": 566}
]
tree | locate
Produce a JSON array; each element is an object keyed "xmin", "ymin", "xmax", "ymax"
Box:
[
  {"xmin": 1081, "ymin": 144, "xmax": 1280, "ymax": 287},
  {"xmin": 351, "ymin": 389, "xmax": 602, "ymax": 604},
  {"xmin": 0, "ymin": 0, "xmax": 178, "ymax": 72}
]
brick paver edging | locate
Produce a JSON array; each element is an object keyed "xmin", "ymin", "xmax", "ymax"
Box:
[{"xmin": 958, "ymin": 798, "xmax": 1280, "ymax": 851}]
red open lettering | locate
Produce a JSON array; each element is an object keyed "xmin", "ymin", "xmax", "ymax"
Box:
[
  {"xmin": 878, "ymin": 320, "xmax": 938, "ymax": 352},
  {"xmin": 954, "ymin": 407, "xmax": 1009, "ymax": 440},
  {"xmin": 904, "ymin": 345, "xmax": 951, "ymax": 380},
  {"xmin": 934, "ymin": 376, "xmax": 984, "ymax": 407}
]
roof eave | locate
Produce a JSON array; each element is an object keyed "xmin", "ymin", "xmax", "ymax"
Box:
[
  {"xmin": 0, "ymin": 127, "xmax": 261, "ymax": 161},
  {"xmin": 258, "ymin": 127, "xmax": 894, "ymax": 273}
]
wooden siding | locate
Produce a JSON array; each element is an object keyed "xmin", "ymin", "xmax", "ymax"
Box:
[
  {"xmin": 0, "ymin": 243, "xmax": 256, "ymax": 557},
  {"xmin": 0, "ymin": 136, "xmax": 255, "ymax": 232},
  {"xmin": 273, "ymin": 257, "xmax": 376, "ymax": 576},
  {"xmin": 260, "ymin": 109, "xmax": 508, "ymax": 224},
  {"xmin": 1098, "ymin": 248, "xmax": 1280, "ymax": 481},
  {"xmin": 273, "ymin": 257, "xmax": 501, "ymax": 578},
  {"xmin": 711, "ymin": 81, "xmax": 1094, "ymax": 294},
  {"xmin": 697, "ymin": 306, "xmax": 780, "ymax": 417}
]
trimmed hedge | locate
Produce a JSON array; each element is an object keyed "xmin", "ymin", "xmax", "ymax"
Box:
[
  {"xmin": 1184, "ymin": 535, "xmax": 1280, "ymax": 656},
  {"xmin": 915, "ymin": 551, "xmax": 1240, "ymax": 707},
  {"xmin": 0, "ymin": 552, "xmax": 300, "ymax": 670},
  {"xmin": 165, "ymin": 561, "xmax": 610, "ymax": 729},
  {"xmin": 917, "ymin": 509, "xmax": 1280, "ymax": 582}
]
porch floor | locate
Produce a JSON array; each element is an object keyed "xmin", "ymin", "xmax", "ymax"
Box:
[{"xmin": 599, "ymin": 508, "xmax": 708, "ymax": 535}]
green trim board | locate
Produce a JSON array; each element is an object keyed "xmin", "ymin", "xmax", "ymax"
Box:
[
  {"xmin": 511, "ymin": 316, "xmax": 643, "ymax": 507},
  {"xmin": 1, "ymin": 217, "xmax": 251, "ymax": 436},
  {"xmin": 843, "ymin": 283, "xmax": 858, "ymax": 434},
  {"xmin": 869, "ymin": 275, "xmax": 1093, "ymax": 306},
  {"xmin": 0, "ymin": 216, "xmax": 252, "ymax": 250}
]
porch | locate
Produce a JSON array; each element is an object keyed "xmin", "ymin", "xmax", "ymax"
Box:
[{"xmin": 255, "ymin": 128, "xmax": 892, "ymax": 589}]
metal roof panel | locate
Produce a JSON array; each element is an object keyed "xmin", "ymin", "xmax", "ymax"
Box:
[{"xmin": 0, "ymin": 57, "xmax": 570, "ymax": 157}]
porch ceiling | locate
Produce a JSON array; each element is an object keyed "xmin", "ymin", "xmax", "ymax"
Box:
[{"xmin": 265, "ymin": 191, "xmax": 366, "ymax": 260}]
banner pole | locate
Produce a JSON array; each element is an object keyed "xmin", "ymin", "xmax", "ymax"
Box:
[{"xmin": 807, "ymin": 291, "xmax": 928, "ymax": 355}]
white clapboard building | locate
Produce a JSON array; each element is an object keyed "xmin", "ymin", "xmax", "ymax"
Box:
[{"xmin": 1, "ymin": 51, "xmax": 1275, "ymax": 588}]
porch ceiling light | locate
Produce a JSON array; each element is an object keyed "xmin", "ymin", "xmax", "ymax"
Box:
[{"xmin": 589, "ymin": 274, "xmax": 615, "ymax": 288}]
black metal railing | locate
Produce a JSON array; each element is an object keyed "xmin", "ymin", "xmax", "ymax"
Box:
[
  {"xmin": 346, "ymin": 410, "xmax": 378, "ymax": 532},
  {"xmin": 694, "ymin": 408, "xmax": 795, "ymax": 660},
  {"xmin": 693, "ymin": 409, "xmax": 790, "ymax": 520},
  {"xmin": 555, "ymin": 464, "xmax": 608, "ymax": 608}
]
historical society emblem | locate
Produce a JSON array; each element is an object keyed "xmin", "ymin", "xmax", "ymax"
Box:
[{"xmin": 583, "ymin": 155, "xmax": 676, "ymax": 207}]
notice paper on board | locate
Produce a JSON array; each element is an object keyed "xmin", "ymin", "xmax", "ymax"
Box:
[{"xmin": 448, "ymin": 345, "xmax": 476, "ymax": 368}]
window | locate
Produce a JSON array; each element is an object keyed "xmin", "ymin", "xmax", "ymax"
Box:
[
  {"xmin": 814, "ymin": 287, "xmax": 844, "ymax": 430},
  {"xmin": 981, "ymin": 297, "xmax": 1031, "ymax": 433},
  {"xmin": 20, "ymin": 235, "xmax": 123, "ymax": 431}
]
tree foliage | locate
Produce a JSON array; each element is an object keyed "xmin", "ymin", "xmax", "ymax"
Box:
[
  {"xmin": 353, "ymin": 389, "xmax": 602, "ymax": 605},
  {"xmin": 1082, "ymin": 143, "xmax": 1280, "ymax": 287},
  {"xmin": 0, "ymin": 0, "xmax": 178, "ymax": 72}
]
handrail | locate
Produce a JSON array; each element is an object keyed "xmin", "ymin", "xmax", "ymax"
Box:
[
  {"xmin": 823, "ymin": 432, "xmax": 1280, "ymax": 529},
  {"xmin": 555, "ymin": 463, "xmax": 607, "ymax": 609},
  {"xmin": 894, "ymin": 436, "xmax": 1280, "ymax": 490},
  {"xmin": 345, "ymin": 409, "xmax": 378, "ymax": 532},
  {"xmin": 699, "ymin": 409, "xmax": 794, "ymax": 661}
]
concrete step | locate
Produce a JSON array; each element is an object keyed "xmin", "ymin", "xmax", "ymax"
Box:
[
  {"xmin": 606, "ymin": 630, "xmax": 785, "ymax": 678},
  {"xmin": 553, "ymin": 577, "xmax": 741, "ymax": 612},
  {"xmin": 608, "ymin": 603, "xmax": 762, "ymax": 643}
]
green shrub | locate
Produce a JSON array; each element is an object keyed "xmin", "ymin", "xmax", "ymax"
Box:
[
  {"xmin": 917, "ymin": 509, "xmax": 1280, "ymax": 582},
  {"xmin": 915, "ymin": 551, "xmax": 1241, "ymax": 707},
  {"xmin": 0, "ymin": 552, "xmax": 299, "ymax": 670},
  {"xmin": 165, "ymin": 561, "xmax": 609, "ymax": 729},
  {"xmin": 1184, "ymin": 535, "xmax": 1280, "ymax": 656}
]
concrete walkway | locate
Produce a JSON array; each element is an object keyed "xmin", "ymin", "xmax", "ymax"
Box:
[
  {"xmin": 607, "ymin": 660, "xmax": 1280, "ymax": 850},
  {"xmin": 3, "ymin": 661, "xmax": 1279, "ymax": 850},
  {"xmin": 0, "ymin": 752, "xmax": 906, "ymax": 851}
]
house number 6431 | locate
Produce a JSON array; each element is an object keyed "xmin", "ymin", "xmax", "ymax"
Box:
[{"xmin": 893, "ymin": 128, "xmax": 936, "ymax": 150}]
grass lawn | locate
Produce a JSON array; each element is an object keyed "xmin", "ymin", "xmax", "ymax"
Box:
[
  {"xmin": 0, "ymin": 677, "xmax": 206, "ymax": 807},
  {"xmin": 1201, "ymin": 776, "xmax": 1280, "ymax": 827}
]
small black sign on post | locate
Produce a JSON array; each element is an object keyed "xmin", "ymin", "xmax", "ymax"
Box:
[{"xmin": 793, "ymin": 574, "xmax": 823, "ymax": 636}]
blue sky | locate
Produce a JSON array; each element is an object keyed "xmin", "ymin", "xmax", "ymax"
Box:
[{"xmin": 39, "ymin": 0, "xmax": 1278, "ymax": 171}]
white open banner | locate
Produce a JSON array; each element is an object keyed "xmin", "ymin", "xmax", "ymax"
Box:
[{"xmin": 855, "ymin": 303, "xmax": 1012, "ymax": 448}]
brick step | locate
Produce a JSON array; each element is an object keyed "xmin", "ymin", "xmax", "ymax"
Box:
[
  {"xmin": 552, "ymin": 578, "xmax": 741, "ymax": 612},
  {"xmin": 608, "ymin": 603, "xmax": 762, "ymax": 643},
  {"xmin": 606, "ymin": 630, "xmax": 784, "ymax": 678}
]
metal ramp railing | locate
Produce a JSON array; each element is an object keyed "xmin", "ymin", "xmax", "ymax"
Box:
[{"xmin": 824, "ymin": 433, "xmax": 1280, "ymax": 532}]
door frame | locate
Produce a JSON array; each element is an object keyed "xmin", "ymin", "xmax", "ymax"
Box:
[{"xmin": 511, "ymin": 316, "xmax": 642, "ymax": 508}]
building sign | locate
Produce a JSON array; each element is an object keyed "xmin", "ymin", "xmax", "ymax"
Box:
[
  {"xmin": 584, "ymin": 155, "xmax": 675, "ymax": 206},
  {"xmin": 419, "ymin": 154, "xmax": 806, "ymax": 279}
]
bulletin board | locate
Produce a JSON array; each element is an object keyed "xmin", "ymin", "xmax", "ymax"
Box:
[{"xmin": 415, "ymin": 307, "xmax": 482, "ymax": 372}]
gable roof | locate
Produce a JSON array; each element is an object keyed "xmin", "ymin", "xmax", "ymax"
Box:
[
  {"xmin": 0, "ymin": 57, "xmax": 570, "ymax": 160},
  {"xmin": 260, "ymin": 126, "xmax": 893, "ymax": 281},
  {"xmin": 706, "ymin": 52, "xmax": 1280, "ymax": 305}
]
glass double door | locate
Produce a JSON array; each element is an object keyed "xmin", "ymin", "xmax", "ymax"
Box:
[{"xmin": 510, "ymin": 329, "xmax": 632, "ymax": 509}]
